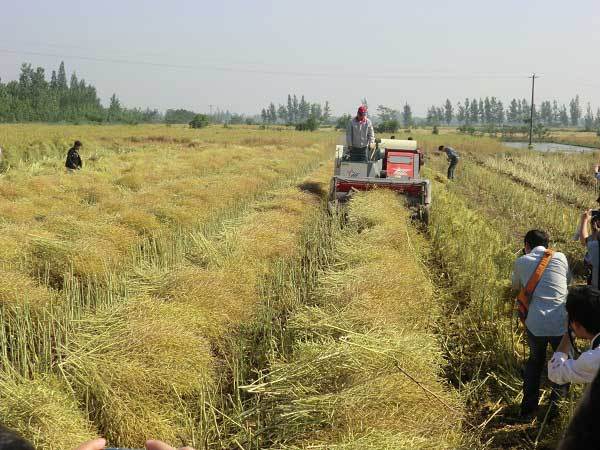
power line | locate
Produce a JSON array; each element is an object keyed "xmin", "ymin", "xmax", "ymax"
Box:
[{"xmin": 0, "ymin": 47, "xmax": 533, "ymax": 81}]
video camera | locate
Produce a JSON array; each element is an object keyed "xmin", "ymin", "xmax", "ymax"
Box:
[{"xmin": 592, "ymin": 209, "xmax": 600, "ymax": 221}]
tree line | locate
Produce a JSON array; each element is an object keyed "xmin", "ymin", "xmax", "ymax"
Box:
[
  {"xmin": 260, "ymin": 94, "xmax": 331, "ymax": 125},
  {"xmin": 0, "ymin": 61, "xmax": 161, "ymax": 123},
  {"xmin": 423, "ymin": 95, "xmax": 598, "ymax": 128}
]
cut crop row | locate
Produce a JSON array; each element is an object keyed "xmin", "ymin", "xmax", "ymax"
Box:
[
  {"xmin": 0, "ymin": 159, "xmax": 332, "ymax": 448},
  {"xmin": 227, "ymin": 190, "xmax": 467, "ymax": 449}
]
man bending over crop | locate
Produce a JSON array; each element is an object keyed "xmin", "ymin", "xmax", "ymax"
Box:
[
  {"xmin": 548, "ymin": 285, "xmax": 600, "ymax": 385},
  {"xmin": 512, "ymin": 229, "xmax": 570, "ymax": 419},
  {"xmin": 438, "ymin": 145, "xmax": 459, "ymax": 179},
  {"xmin": 345, "ymin": 105, "xmax": 375, "ymax": 161},
  {"xmin": 65, "ymin": 140, "xmax": 83, "ymax": 170}
]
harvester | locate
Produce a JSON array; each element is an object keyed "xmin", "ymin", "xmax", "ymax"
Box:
[{"xmin": 329, "ymin": 138, "xmax": 431, "ymax": 223}]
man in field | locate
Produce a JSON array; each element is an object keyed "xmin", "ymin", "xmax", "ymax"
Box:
[
  {"xmin": 65, "ymin": 140, "xmax": 83, "ymax": 170},
  {"xmin": 345, "ymin": 105, "xmax": 375, "ymax": 161},
  {"xmin": 577, "ymin": 209, "xmax": 600, "ymax": 288},
  {"xmin": 512, "ymin": 229, "xmax": 570, "ymax": 419},
  {"xmin": 438, "ymin": 145, "xmax": 459, "ymax": 179}
]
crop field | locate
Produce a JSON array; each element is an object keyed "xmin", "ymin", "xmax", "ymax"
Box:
[{"xmin": 0, "ymin": 124, "xmax": 596, "ymax": 449}]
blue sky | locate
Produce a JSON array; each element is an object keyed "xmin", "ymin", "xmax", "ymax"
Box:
[{"xmin": 1, "ymin": 0, "xmax": 599, "ymax": 116}]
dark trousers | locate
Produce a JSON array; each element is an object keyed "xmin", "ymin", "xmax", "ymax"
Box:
[
  {"xmin": 447, "ymin": 158, "xmax": 458, "ymax": 179},
  {"xmin": 521, "ymin": 329, "xmax": 569, "ymax": 413}
]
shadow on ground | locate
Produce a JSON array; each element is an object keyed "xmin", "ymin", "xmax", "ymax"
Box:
[{"xmin": 298, "ymin": 181, "xmax": 325, "ymax": 197}]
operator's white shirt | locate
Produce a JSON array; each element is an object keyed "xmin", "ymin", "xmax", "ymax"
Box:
[{"xmin": 548, "ymin": 334, "xmax": 600, "ymax": 384}]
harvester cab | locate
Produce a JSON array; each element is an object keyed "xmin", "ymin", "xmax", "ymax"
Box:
[{"xmin": 329, "ymin": 138, "xmax": 431, "ymax": 223}]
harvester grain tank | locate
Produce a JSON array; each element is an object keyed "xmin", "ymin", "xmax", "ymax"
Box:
[{"xmin": 329, "ymin": 138, "xmax": 431, "ymax": 222}]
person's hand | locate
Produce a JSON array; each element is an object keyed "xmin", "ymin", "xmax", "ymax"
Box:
[
  {"xmin": 594, "ymin": 164, "xmax": 599, "ymax": 173},
  {"xmin": 368, "ymin": 143, "xmax": 375, "ymax": 150},
  {"xmin": 146, "ymin": 440, "xmax": 195, "ymax": 450},
  {"xmin": 583, "ymin": 209, "xmax": 592, "ymax": 221},
  {"xmin": 556, "ymin": 332, "xmax": 572, "ymax": 355},
  {"xmin": 74, "ymin": 438, "xmax": 106, "ymax": 450}
]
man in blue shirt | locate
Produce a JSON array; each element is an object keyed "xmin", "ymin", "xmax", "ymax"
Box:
[
  {"xmin": 512, "ymin": 229, "xmax": 570, "ymax": 418},
  {"xmin": 438, "ymin": 145, "xmax": 459, "ymax": 179}
]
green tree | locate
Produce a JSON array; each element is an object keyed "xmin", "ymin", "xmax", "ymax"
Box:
[
  {"xmin": 552, "ymin": 101, "xmax": 560, "ymax": 125},
  {"xmin": 444, "ymin": 99, "xmax": 453, "ymax": 124},
  {"xmin": 108, "ymin": 94, "xmax": 122, "ymax": 122},
  {"xmin": 456, "ymin": 102, "xmax": 465, "ymax": 124},
  {"xmin": 299, "ymin": 95, "xmax": 309, "ymax": 121},
  {"xmin": 57, "ymin": 61, "xmax": 68, "ymax": 90},
  {"xmin": 295, "ymin": 116, "xmax": 319, "ymax": 131},
  {"xmin": 292, "ymin": 95, "xmax": 299, "ymax": 122},
  {"xmin": 584, "ymin": 103, "xmax": 594, "ymax": 131},
  {"xmin": 189, "ymin": 114, "xmax": 210, "ymax": 128},
  {"xmin": 570, "ymin": 95, "xmax": 581, "ymax": 126},
  {"xmin": 335, "ymin": 113, "xmax": 352, "ymax": 130},
  {"xmin": 268, "ymin": 102, "xmax": 277, "ymax": 123},
  {"xmin": 165, "ymin": 109, "xmax": 196, "ymax": 124},
  {"xmin": 287, "ymin": 94, "xmax": 294, "ymax": 123},
  {"xmin": 507, "ymin": 99, "xmax": 519, "ymax": 123},
  {"xmin": 277, "ymin": 104, "xmax": 287, "ymax": 123},
  {"xmin": 309, "ymin": 103, "xmax": 322, "ymax": 121},
  {"xmin": 464, "ymin": 98, "xmax": 471, "ymax": 124},
  {"xmin": 402, "ymin": 103, "xmax": 413, "ymax": 127},
  {"xmin": 322, "ymin": 101, "xmax": 332, "ymax": 124},
  {"xmin": 559, "ymin": 105, "xmax": 569, "ymax": 126},
  {"xmin": 494, "ymin": 100, "xmax": 505, "ymax": 125},
  {"xmin": 470, "ymin": 99, "xmax": 479, "ymax": 124},
  {"xmin": 376, "ymin": 105, "xmax": 398, "ymax": 122}
]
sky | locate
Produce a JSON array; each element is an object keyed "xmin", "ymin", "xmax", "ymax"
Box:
[{"xmin": 1, "ymin": 0, "xmax": 600, "ymax": 116}]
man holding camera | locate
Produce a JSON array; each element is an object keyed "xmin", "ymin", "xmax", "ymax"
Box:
[
  {"xmin": 512, "ymin": 230, "xmax": 570, "ymax": 418},
  {"xmin": 578, "ymin": 209, "xmax": 600, "ymax": 288},
  {"xmin": 548, "ymin": 285, "xmax": 600, "ymax": 385}
]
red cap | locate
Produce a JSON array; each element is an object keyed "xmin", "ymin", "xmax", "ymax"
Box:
[{"xmin": 358, "ymin": 105, "xmax": 367, "ymax": 114}]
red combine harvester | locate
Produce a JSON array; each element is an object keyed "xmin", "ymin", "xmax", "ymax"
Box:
[{"xmin": 329, "ymin": 138, "xmax": 431, "ymax": 223}]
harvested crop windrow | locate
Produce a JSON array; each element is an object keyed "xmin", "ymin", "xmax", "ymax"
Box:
[
  {"xmin": 424, "ymin": 174, "xmax": 518, "ymax": 376},
  {"xmin": 422, "ymin": 160, "xmax": 582, "ymax": 266},
  {"xmin": 472, "ymin": 153, "xmax": 595, "ymax": 210},
  {"xmin": 0, "ymin": 375, "xmax": 96, "ymax": 450},
  {"xmin": 23, "ymin": 163, "xmax": 333, "ymax": 448},
  {"xmin": 0, "ymin": 123, "xmax": 336, "ymax": 167},
  {"xmin": 237, "ymin": 190, "xmax": 466, "ymax": 449},
  {"xmin": 0, "ymin": 135, "xmax": 331, "ymax": 373},
  {"xmin": 0, "ymin": 139, "xmax": 329, "ymax": 283}
]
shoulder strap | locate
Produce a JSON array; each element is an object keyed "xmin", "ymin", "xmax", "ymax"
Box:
[{"xmin": 524, "ymin": 249, "xmax": 555, "ymax": 296}]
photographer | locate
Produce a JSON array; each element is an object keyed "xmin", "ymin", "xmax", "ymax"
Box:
[
  {"xmin": 578, "ymin": 209, "xmax": 600, "ymax": 288},
  {"xmin": 548, "ymin": 285, "xmax": 600, "ymax": 385},
  {"xmin": 512, "ymin": 229, "xmax": 570, "ymax": 418}
]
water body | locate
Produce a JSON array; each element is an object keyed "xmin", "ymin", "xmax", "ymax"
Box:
[{"xmin": 503, "ymin": 141, "xmax": 598, "ymax": 153}]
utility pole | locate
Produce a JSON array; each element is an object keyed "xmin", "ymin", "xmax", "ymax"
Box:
[{"xmin": 528, "ymin": 74, "xmax": 537, "ymax": 148}]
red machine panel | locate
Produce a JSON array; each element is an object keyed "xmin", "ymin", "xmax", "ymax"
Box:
[{"xmin": 385, "ymin": 150, "xmax": 416, "ymax": 178}]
